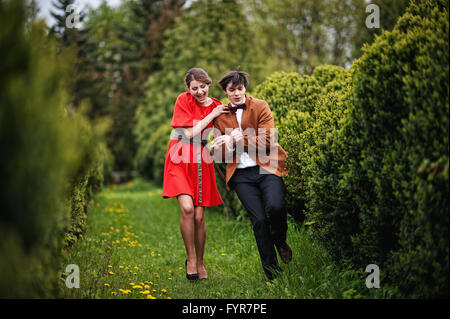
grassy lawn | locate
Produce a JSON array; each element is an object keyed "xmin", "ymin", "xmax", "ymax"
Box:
[{"xmin": 61, "ymin": 178, "xmax": 388, "ymax": 299}]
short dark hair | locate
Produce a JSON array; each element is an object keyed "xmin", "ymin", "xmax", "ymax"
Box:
[
  {"xmin": 185, "ymin": 68, "xmax": 212, "ymax": 88},
  {"xmin": 218, "ymin": 71, "xmax": 249, "ymax": 91}
]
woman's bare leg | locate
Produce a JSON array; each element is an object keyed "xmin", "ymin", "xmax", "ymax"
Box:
[
  {"xmin": 177, "ymin": 194, "xmax": 197, "ymax": 274},
  {"xmin": 194, "ymin": 206, "xmax": 207, "ymax": 279}
]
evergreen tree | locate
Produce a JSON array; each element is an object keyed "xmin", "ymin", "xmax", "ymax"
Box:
[
  {"xmin": 49, "ymin": 0, "xmax": 98, "ymax": 111},
  {"xmin": 105, "ymin": 0, "xmax": 184, "ymax": 171},
  {"xmin": 50, "ymin": 0, "xmax": 86, "ymax": 46},
  {"xmin": 246, "ymin": 0, "xmax": 357, "ymax": 73}
]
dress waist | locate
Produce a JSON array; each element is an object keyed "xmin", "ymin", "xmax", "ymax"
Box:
[{"xmin": 171, "ymin": 128, "xmax": 208, "ymax": 146}]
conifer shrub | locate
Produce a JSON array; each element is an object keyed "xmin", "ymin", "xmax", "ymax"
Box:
[
  {"xmin": 0, "ymin": 0, "xmax": 107, "ymax": 297},
  {"xmin": 308, "ymin": 0, "xmax": 448, "ymax": 297},
  {"xmin": 254, "ymin": 65, "xmax": 350, "ymax": 220}
]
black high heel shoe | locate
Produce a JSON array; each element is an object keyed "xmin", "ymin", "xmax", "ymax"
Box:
[{"xmin": 185, "ymin": 260, "xmax": 199, "ymax": 280}]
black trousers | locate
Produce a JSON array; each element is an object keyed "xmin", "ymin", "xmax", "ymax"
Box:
[{"xmin": 229, "ymin": 166, "xmax": 288, "ymax": 280}]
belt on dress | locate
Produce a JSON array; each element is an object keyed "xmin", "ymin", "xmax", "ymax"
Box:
[{"xmin": 171, "ymin": 131, "xmax": 226, "ymax": 205}]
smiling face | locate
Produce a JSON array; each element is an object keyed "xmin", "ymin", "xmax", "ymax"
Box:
[
  {"xmin": 188, "ymin": 80, "xmax": 210, "ymax": 105},
  {"xmin": 224, "ymin": 81, "xmax": 246, "ymax": 105}
]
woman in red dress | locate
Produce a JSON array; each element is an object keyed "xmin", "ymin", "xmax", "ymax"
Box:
[{"xmin": 163, "ymin": 68, "xmax": 229, "ymax": 280}]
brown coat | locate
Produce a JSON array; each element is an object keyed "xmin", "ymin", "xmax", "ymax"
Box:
[{"xmin": 213, "ymin": 96, "xmax": 288, "ymax": 190}]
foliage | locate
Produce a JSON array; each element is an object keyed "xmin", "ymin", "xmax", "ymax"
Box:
[
  {"xmin": 253, "ymin": 72, "xmax": 322, "ymax": 124},
  {"xmin": 135, "ymin": 123, "xmax": 173, "ymax": 183},
  {"xmin": 306, "ymin": 0, "xmax": 449, "ymax": 298},
  {"xmin": 253, "ymin": 65, "xmax": 350, "ymax": 221},
  {"xmin": 351, "ymin": 0, "xmax": 410, "ymax": 59},
  {"xmin": 0, "ymin": 0, "xmax": 107, "ymax": 297},
  {"xmin": 253, "ymin": 0, "xmax": 448, "ymax": 298}
]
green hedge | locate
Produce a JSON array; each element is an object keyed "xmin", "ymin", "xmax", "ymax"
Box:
[
  {"xmin": 0, "ymin": 1, "xmax": 107, "ymax": 297},
  {"xmin": 307, "ymin": 0, "xmax": 448, "ymax": 298},
  {"xmin": 255, "ymin": 0, "xmax": 448, "ymax": 298},
  {"xmin": 65, "ymin": 111, "xmax": 109, "ymax": 247},
  {"xmin": 353, "ymin": 0, "xmax": 448, "ymax": 297},
  {"xmin": 254, "ymin": 65, "xmax": 350, "ymax": 221}
]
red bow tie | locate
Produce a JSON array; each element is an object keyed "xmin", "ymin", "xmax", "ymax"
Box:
[{"xmin": 229, "ymin": 103, "xmax": 246, "ymax": 114}]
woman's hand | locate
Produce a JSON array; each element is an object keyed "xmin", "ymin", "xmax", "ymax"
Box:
[{"xmin": 211, "ymin": 104, "xmax": 230, "ymax": 118}]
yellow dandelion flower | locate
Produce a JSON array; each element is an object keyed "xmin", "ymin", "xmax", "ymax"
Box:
[
  {"xmin": 104, "ymin": 283, "xmax": 110, "ymax": 287},
  {"xmin": 161, "ymin": 289, "xmax": 167, "ymax": 293},
  {"xmin": 111, "ymin": 291, "xmax": 117, "ymax": 295},
  {"xmin": 108, "ymin": 271, "xmax": 114, "ymax": 275},
  {"xmin": 119, "ymin": 289, "xmax": 131, "ymax": 294},
  {"xmin": 221, "ymin": 253, "xmax": 226, "ymax": 256},
  {"xmin": 108, "ymin": 265, "xmax": 112, "ymax": 268},
  {"xmin": 132, "ymin": 285, "xmax": 143, "ymax": 289},
  {"xmin": 140, "ymin": 290, "xmax": 150, "ymax": 295},
  {"xmin": 129, "ymin": 282, "xmax": 135, "ymax": 286},
  {"xmin": 119, "ymin": 265, "xmax": 124, "ymax": 269},
  {"xmin": 146, "ymin": 295, "xmax": 157, "ymax": 299}
]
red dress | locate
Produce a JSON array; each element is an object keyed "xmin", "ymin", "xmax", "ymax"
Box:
[{"xmin": 162, "ymin": 92, "xmax": 223, "ymax": 207}]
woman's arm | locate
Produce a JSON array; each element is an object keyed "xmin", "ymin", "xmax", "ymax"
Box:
[{"xmin": 182, "ymin": 104, "xmax": 229, "ymax": 139}]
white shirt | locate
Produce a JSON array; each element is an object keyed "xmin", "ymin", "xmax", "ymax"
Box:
[{"xmin": 229, "ymin": 97, "xmax": 258, "ymax": 169}]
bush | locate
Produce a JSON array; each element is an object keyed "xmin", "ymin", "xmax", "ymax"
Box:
[
  {"xmin": 307, "ymin": 0, "xmax": 449, "ymax": 298},
  {"xmin": 136, "ymin": 123, "xmax": 173, "ymax": 186},
  {"xmin": 0, "ymin": 1, "xmax": 107, "ymax": 297},
  {"xmin": 253, "ymin": 72, "xmax": 322, "ymax": 124},
  {"xmin": 254, "ymin": 65, "xmax": 350, "ymax": 221},
  {"xmin": 65, "ymin": 110, "xmax": 109, "ymax": 247}
]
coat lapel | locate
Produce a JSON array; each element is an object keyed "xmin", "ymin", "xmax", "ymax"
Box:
[{"xmin": 240, "ymin": 96, "xmax": 251, "ymax": 131}]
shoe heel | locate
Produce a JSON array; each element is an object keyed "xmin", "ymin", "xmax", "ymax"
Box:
[{"xmin": 185, "ymin": 260, "xmax": 199, "ymax": 280}]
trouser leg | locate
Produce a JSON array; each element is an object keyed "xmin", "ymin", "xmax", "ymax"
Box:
[
  {"xmin": 232, "ymin": 181, "xmax": 280, "ymax": 280},
  {"xmin": 258, "ymin": 173, "xmax": 288, "ymax": 247}
]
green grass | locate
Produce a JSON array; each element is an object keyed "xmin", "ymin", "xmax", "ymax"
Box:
[{"xmin": 61, "ymin": 178, "xmax": 393, "ymax": 299}]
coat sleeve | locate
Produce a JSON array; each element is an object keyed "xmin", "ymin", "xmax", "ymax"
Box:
[{"xmin": 242, "ymin": 101, "xmax": 274, "ymax": 153}]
